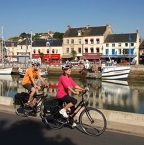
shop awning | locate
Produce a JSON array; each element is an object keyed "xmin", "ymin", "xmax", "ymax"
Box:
[
  {"xmin": 81, "ymin": 55, "xmax": 100, "ymax": 60},
  {"xmin": 61, "ymin": 55, "xmax": 73, "ymax": 58},
  {"xmin": 100, "ymin": 55, "xmax": 136, "ymax": 58}
]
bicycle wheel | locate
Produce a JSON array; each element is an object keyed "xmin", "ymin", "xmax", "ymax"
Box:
[
  {"xmin": 79, "ymin": 107, "xmax": 107, "ymax": 136},
  {"xmin": 14, "ymin": 103, "xmax": 29, "ymax": 117},
  {"xmin": 40, "ymin": 101, "xmax": 64, "ymax": 129}
]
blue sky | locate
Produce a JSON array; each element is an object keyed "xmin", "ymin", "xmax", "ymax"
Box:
[{"xmin": 0, "ymin": 0, "xmax": 144, "ymax": 40}]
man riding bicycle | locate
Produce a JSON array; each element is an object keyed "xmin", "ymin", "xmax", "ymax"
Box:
[
  {"xmin": 22, "ymin": 60, "xmax": 47, "ymax": 107},
  {"xmin": 56, "ymin": 62, "xmax": 85, "ymax": 127}
]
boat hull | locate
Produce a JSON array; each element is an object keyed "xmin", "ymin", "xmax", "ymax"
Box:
[
  {"xmin": 102, "ymin": 66, "xmax": 130, "ymax": 80},
  {"xmin": 0, "ymin": 68, "xmax": 12, "ymax": 75}
]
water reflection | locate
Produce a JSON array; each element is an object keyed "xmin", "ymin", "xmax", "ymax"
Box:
[{"xmin": 0, "ymin": 75, "xmax": 144, "ymax": 114}]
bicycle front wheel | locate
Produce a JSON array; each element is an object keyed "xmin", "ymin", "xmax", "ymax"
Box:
[{"xmin": 79, "ymin": 107, "xmax": 107, "ymax": 136}]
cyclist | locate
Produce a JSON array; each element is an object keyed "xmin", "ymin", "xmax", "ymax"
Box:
[
  {"xmin": 56, "ymin": 62, "xmax": 85, "ymax": 125},
  {"xmin": 22, "ymin": 60, "xmax": 47, "ymax": 107}
]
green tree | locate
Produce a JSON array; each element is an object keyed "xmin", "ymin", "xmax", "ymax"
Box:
[
  {"xmin": 71, "ymin": 50, "xmax": 77, "ymax": 60},
  {"xmin": 53, "ymin": 32, "xmax": 64, "ymax": 39},
  {"xmin": 19, "ymin": 32, "xmax": 29, "ymax": 39}
]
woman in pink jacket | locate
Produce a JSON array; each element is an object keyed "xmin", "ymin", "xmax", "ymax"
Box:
[{"xmin": 56, "ymin": 63, "xmax": 84, "ymax": 123}]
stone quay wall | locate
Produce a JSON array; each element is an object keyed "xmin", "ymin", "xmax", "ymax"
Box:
[{"xmin": 11, "ymin": 64, "xmax": 144, "ymax": 79}]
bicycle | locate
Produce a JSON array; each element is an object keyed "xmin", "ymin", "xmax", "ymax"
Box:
[
  {"xmin": 40, "ymin": 88, "xmax": 107, "ymax": 136},
  {"xmin": 13, "ymin": 86, "xmax": 48, "ymax": 117}
]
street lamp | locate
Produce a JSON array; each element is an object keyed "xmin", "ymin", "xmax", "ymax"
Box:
[{"xmin": 47, "ymin": 42, "xmax": 50, "ymax": 65}]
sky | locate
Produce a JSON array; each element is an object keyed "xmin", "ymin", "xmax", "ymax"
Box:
[{"xmin": 0, "ymin": 0, "xmax": 144, "ymax": 40}]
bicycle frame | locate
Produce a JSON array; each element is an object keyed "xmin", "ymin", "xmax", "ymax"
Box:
[{"xmin": 69, "ymin": 90, "xmax": 90, "ymax": 119}]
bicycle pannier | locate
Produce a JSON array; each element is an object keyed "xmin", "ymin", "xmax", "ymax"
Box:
[
  {"xmin": 14, "ymin": 92, "xmax": 29, "ymax": 105},
  {"xmin": 43, "ymin": 99, "xmax": 58, "ymax": 114}
]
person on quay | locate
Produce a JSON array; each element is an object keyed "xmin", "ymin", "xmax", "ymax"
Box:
[
  {"xmin": 22, "ymin": 60, "xmax": 47, "ymax": 107},
  {"xmin": 56, "ymin": 62, "xmax": 85, "ymax": 126}
]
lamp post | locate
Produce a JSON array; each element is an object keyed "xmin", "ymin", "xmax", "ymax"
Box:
[{"xmin": 48, "ymin": 42, "xmax": 50, "ymax": 65}]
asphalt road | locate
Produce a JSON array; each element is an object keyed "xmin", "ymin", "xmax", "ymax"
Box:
[{"xmin": 0, "ymin": 111, "xmax": 144, "ymax": 145}]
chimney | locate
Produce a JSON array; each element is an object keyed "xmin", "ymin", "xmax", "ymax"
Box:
[
  {"xmin": 136, "ymin": 29, "xmax": 138, "ymax": 34},
  {"xmin": 67, "ymin": 25, "xmax": 71, "ymax": 30},
  {"xmin": 106, "ymin": 23, "xmax": 111, "ymax": 30},
  {"xmin": 86, "ymin": 24, "xmax": 90, "ymax": 29}
]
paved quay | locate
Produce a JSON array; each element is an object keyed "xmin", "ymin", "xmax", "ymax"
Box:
[{"xmin": 0, "ymin": 96, "xmax": 144, "ymax": 137}]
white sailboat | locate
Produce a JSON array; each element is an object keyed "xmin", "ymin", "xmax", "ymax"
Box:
[{"xmin": 0, "ymin": 26, "xmax": 12, "ymax": 75}]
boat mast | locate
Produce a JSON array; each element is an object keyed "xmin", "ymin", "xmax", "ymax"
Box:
[{"xmin": 1, "ymin": 26, "xmax": 4, "ymax": 68}]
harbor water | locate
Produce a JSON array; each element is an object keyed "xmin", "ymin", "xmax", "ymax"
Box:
[{"xmin": 0, "ymin": 75, "xmax": 144, "ymax": 114}]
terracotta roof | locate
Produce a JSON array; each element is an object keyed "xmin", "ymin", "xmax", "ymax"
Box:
[{"xmin": 104, "ymin": 33, "xmax": 137, "ymax": 43}]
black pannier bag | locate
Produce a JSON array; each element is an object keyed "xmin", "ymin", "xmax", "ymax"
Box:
[
  {"xmin": 43, "ymin": 99, "xmax": 58, "ymax": 114},
  {"xmin": 14, "ymin": 92, "xmax": 29, "ymax": 105}
]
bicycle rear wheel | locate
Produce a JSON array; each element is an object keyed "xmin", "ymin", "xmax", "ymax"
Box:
[
  {"xmin": 14, "ymin": 103, "xmax": 29, "ymax": 117},
  {"xmin": 40, "ymin": 101, "xmax": 64, "ymax": 129},
  {"xmin": 79, "ymin": 107, "xmax": 107, "ymax": 136}
]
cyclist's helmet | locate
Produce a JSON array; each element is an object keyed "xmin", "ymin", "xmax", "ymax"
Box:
[
  {"xmin": 62, "ymin": 62, "xmax": 73, "ymax": 70},
  {"xmin": 31, "ymin": 60, "xmax": 40, "ymax": 66}
]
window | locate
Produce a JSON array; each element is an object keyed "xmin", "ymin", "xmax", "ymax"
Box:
[
  {"xmin": 33, "ymin": 49, "xmax": 36, "ymax": 53},
  {"xmin": 71, "ymin": 48, "xmax": 74, "ymax": 52},
  {"xmin": 96, "ymin": 38, "xmax": 100, "ymax": 44},
  {"xmin": 47, "ymin": 49, "xmax": 49, "ymax": 53},
  {"xmin": 66, "ymin": 48, "xmax": 69, "ymax": 53},
  {"xmin": 131, "ymin": 43, "xmax": 134, "ymax": 46},
  {"xmin": 85, "ymin": 39, "xmax": 88, "ymax": 44},
  {"xmin": 106, "ymin": 44, "xmax": 109, "ymax": 47},
  {"xmin": 96, "ymin": 47, "xmax": 99, "ymax": 53},
  {"xmin": 66, "ymin": 39, "xmax": 69, "ymax": 44},
  {"xmin": 52, "ymin": 49, "xmax": 54, "ymax": 54},
  {"xmin": 78, "ymin": 48, "xmax": 81, "ymax": 53},
  {"xmin": 71, "ymin": 39, "xmax": 74, "ymax": 44},
  {"xmin": 21, "ymin": 46, "xmax": 22, "ymax": 49},
  {"xmin": 85, "ymin": 48, "xmax": 88, "ymax": 53},
  {"xmin": 38, "ymin": 49, "xmax": 40, "ymax": 53},
  {"xmin": 106, "ymin": 49, "xmax": 109, "ymax": 55},
  {"xmin": 90, "ymin": 47, "xmax": 94, "ymax": 53},
  {"xmin": 125, "ymin": 43, "xmax": 128, "ymax": 47},
  {"xmin": 112, "ymin": 43, "xmax": 115, "ymax": 47},
  {"xmin": 90, "ymin": 38, "xmax": 94, "ymax": 44},
  {"xmin": 112, "ymin": 49, "xmax": 115, "ymax": 55},
  {"xmin": 78, "ymin": 39, "xmax": 81, "ymax": 44},
  {"xmin": 118, "ymin": 43, "xmax": 121, "ymax": 47}
]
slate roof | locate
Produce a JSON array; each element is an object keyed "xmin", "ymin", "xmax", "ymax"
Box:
[
  {"xmin": 32, "ymin": 39, "xmax": 63, "ymax": 47},
  {"xmin": 5, "ymin": 41, "xmax": 19, "ymax": 47},
  {"xmin": 104, "ymin": 33, "xmax": 137, "ymax": 43},
  {"xmin": 139, "ymin": 40, "xmax": 144, "ymax": 49},
  {"xmin": 18, "ymin": 38, "xmax": 31, "ymax": 45},
  {"xmin": 63, "ymin": 26, "xmax": 106, "ymax": 37}
]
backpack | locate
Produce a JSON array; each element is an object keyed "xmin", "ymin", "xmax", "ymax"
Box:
[
  {"xmin": 43, "ymin": 98, "xmax": 58, "ymax": 114},
  {"xmin": 14, "ymin": 92, "xmax": 29, "ymax": 105}
]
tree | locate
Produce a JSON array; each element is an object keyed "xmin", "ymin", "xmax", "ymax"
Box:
[
  {"xmin": 71, "ymin": 50, "xmax": 77, "ymax": 60},
  {"xmin": 53, "ymin": 32, "xmax": 64, "ymax": 39}
]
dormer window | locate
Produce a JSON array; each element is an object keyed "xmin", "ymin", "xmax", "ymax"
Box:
[{"xmin": 78, "ymin": 30, "xmax": 82, "ymax": 36}]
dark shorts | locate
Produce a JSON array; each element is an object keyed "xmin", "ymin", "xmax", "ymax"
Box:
[
  {"xmin": 23, "ymin": 84, "xmax": 33, "ymax": 92},
  {"xmin": 58, "ymin": 96, "xmax": 77, "ymax": 105}
]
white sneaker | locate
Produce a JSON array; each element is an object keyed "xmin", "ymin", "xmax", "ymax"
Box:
[
  {"xmin": 59, "ymin": 109, "xmax": 68, "ymax": 118},
  {"xmin": 72, "ymin": 122, "xmax": 77, "ymax": 128}
]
